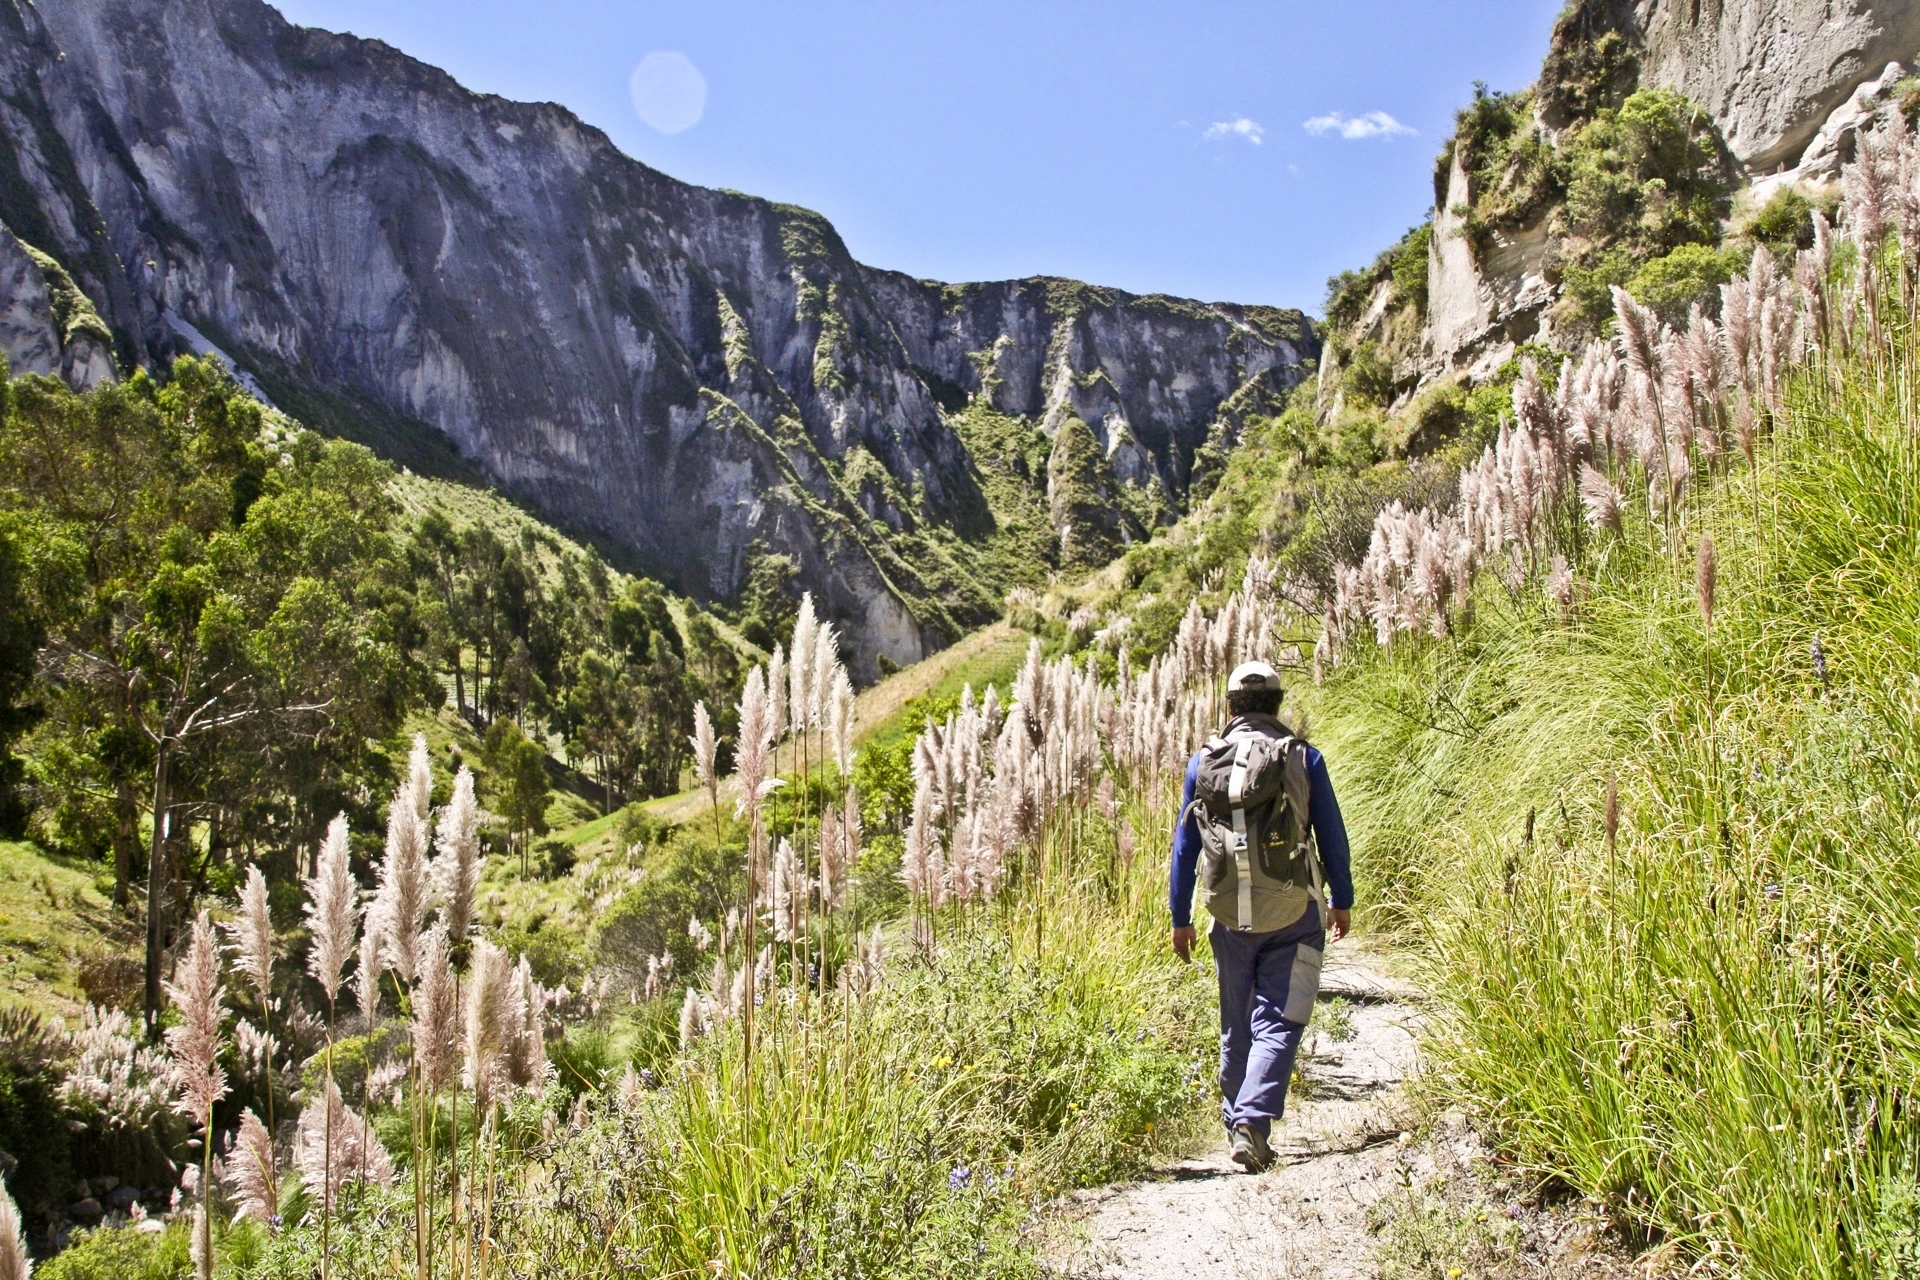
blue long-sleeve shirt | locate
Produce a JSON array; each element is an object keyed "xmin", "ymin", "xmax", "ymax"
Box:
[{"xmin": 1169, "ymin": 742, "xmax": 1353, "ymax": 928}]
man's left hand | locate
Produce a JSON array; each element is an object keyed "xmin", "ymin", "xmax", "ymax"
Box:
[{"xmin": 1326, "ymin": 908, "xmax": 1351, "ymax": 943}]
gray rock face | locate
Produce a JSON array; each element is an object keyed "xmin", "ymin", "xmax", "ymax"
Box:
[
  {"xmin": 1630, "ymin": 0, "xmax": 1920, "ymax": 173},
  {"xmin": 0, "ymin": 0, "xmax": 1315, "ymax": 673},
  {"xmin": 0, "ymin": 223, "xmax": 62, "ymax": 379}
]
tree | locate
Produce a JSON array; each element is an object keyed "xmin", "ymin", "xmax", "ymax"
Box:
[
  {"xmin": 0, "ymin": 358, "xmax": 425, "ymax": 1029},
  {"xmin": 0, "ymin": 518, "xmax": 43, "ymax": 835},
  {"xmin": 485, "ymin": 718, "xmax": 550, "ymax": 872}
]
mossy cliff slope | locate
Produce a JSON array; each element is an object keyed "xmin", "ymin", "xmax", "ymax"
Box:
[{"xmin": 0, "ymin": 0, "xmax": 1314, "ymax": 677}]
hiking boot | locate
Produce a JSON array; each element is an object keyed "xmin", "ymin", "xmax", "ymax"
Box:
[{"xmin": 1229, "ymin": 1123, "xmax": 1273, "ymax": 1173}]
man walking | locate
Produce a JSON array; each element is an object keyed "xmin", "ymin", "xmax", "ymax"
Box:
[{"xmin": 1169, "ymin": 661, "xmax": 1353, "ymax": 1173}]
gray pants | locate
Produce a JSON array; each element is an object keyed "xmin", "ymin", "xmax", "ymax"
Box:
[{"xmin": 1210, "ymin": 905, "xmax": 1324, "ymax": 1140}]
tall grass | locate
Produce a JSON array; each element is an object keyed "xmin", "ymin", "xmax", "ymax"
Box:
[
  {"xmin": 234, "ymin": 780, "xmax": 1211, "ymax": 1280},
  {"xmin": 1306, "ymin": 280, "xmax": 1920, "ymax": 1276}
]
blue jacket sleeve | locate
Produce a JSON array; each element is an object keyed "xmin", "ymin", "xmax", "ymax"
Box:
[
  {"xmin": 1168, "ymin": 752, "xmax": 1202, "ymax": 928},
  {"xmin": 1306, "ymin": 747, "xmax": 1354, "ymax": 910}
]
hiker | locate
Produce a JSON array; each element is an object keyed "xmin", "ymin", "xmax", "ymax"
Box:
[{"xmin": 1169, "ymin": 660, "xmax": 1353, "ymax": 1173}]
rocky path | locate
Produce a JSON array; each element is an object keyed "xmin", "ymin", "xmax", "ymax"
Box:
[{"xmin": 1047, "ymin": 945, "xmax": 1425, "ymax": 1280}]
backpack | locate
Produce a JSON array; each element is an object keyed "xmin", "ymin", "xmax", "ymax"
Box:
[{"xmin": 1186, "ymin": 714, "xmax": 1322, "ymax": 933}]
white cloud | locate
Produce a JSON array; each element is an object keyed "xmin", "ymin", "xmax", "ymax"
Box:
[
  {"xmin": 1303, "ymin": 110, "xmax": 1416, "ymax": 141},
  {"xmin": 1203, "ymin": 117, "xmax": 1265, "ymax": 146}
]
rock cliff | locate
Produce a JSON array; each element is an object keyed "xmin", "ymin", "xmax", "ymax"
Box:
[
  {"xmin": 0, "ymin": 0, "xmax": 1314, "ymax": 675},
  {"xmin": 1631, "ymin": 0, "xmax": 1920, "ymax": 174},
  {"xmin": 1404, "ymin": 0, "xmax": 1920, "ymax": 388}
]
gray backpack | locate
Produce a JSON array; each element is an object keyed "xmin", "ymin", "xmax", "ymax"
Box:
[{"xmin": 1187, "ymin": 715, "xmax": 1322, "ymax": 933}]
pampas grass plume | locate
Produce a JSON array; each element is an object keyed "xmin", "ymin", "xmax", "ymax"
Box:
[
  {"xmin": 228, "ymin": 864, "xmax": 273, "ymax": 1005},
  {"xmin": 304, "ymin": 813, "xmax": 360, "ymax": 1007},
  {"xmin": 164, "ymin": 911, "xmax": 228, "ymax": 1123},
  {"xmin": 356, "ymin": 922, "xmax": 383, "ymax": 1025},
  {"xmin": 1696, "ymin": 535, "xmax": 1717, "ymax": 626},
  {"xmin": 690, "ymin": 701, "xmax": 717, "ymax": 793},
  {"xmin": 0, "ymin": 1171, "xmax": 30, "ymax": 1280},
  {"xmin": 464, "ymin": 939, "xmax": 512, "ymax": 1111},
  {"xmin": 412, "ymin": 924, "xmax": 458, "ymax": 1093},
  {"xmin": 432, "ymin": 766, "xmax": 482, "ymax": 944},
  {"xmin": 376, "ymin": 774, "xmax": 431, "ymax": 984},
  {"xmin": 226, "ymin": 1107, "xmax": 278, "ymax": 1225}
]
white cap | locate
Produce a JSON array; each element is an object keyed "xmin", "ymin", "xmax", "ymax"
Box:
[{"xmin": 1227, "ymin": 660, "xmax": 1281, "ymax": 694}]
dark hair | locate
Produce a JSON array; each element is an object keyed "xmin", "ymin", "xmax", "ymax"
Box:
[{"xmin": 1226, "ymin": 687, "xmax": 1282, "ymax": 718}]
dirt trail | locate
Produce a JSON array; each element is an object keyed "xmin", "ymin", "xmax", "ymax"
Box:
[
  {"xmin": 1048, "ymin": 944, "xmax": 1424, "ymax": 1280},
  {"xmin": 1046, "ymin": 946, "xmax": 1650, "ymax": 1280}
]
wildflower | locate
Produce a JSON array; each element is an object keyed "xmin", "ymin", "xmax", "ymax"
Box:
[{"xmin": 949, "ymin": 1165, "xmax": 972, "ymax": 1191}]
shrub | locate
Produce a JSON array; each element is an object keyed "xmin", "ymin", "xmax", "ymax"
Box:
[
  {"xmin": 1740, "ymin": 185, "xmax": 1838, "ymax": 258},
  {"xmin": 1342, "ymin": 342, "xmax": 1396, "ymax": 409},
  {"xmin": 1627, "ymin": 242, "xmax": 1744, "ymax": 323},
  {"xmin": 39, "ymin": 1222, "xmax": 190, "ymax": 1280},
  {"xmin": 1453, "ymin": 86, "xmax": 1562, "ymax": 252},
  {"xmin": 1557, "ymin": 87, "xmax": 1730, "ymax": 255},
  {"xmin": 1537, "ymin": 0, "xmax": 1639, "ymax": 128}
]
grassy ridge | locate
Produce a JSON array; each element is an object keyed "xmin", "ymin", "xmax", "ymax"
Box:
[{"xmin": 1303, "ymin": 320, "xmax": 1920, "ymax": 1274}]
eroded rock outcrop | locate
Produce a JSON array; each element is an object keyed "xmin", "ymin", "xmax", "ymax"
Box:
[
  {"xmin": 1631, "ymin": 0, "xmax": 1920, "ymax": 174},
  {"xmin": 0, "ymin": 0, "xmax": 1315, "ymax": 674}
]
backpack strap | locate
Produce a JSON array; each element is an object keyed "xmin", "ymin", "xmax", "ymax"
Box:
[
  {"xmin": 1281, "ymin": 737, "xmax": 1326, "ymax": 908},
  {"xmin": 1227, "ymin": 736, "xmax": 1254, "ymax": 931}
]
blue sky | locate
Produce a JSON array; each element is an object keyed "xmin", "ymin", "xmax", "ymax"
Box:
[{"xmin": 272, "ymin": 0, "xmax": 1560, "ymax": 314}]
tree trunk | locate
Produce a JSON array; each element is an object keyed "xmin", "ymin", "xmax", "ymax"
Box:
[
  {"xmin": 144, "ymin": 743, "xmax": 171, "ymax": 1036},
  {"xmin": 454, "ymin": 656, "xmax": 467, "ymax": 719},
  {"xmin": 113, "ymin": 779, "xmax": 135, "ymax": 909}
]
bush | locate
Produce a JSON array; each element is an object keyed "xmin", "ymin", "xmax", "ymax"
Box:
[
  {"xmin": 39, "ymin": 1222, "xmax": 190, "ymax": 1280},
  {"xmin": 1557, "ymin": 87, "xmax": 1730, "ymax": 254},
  {"xmin": 1628, "ymin": 242, "xmax": 1744, "ymax": 324},
  {"xmin": 1342, "ymin": 342, "xmax": 1395, "ymax": 409},
  {"xmin": 1453, "ymin": 86, "xmax": 1561, "ymax": 251},
  {"xmin": 591, "ymin": 827, "xmax": 745, "ymax": 990},
  {"xmin": 1741, "ymin": 185, "xmax": 1838, "ymax": 258}
]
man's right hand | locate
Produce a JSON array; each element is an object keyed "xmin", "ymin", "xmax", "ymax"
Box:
[{"xmin": 1171, "ymin": 925, "xmax": 1196, "ymax": 963}]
